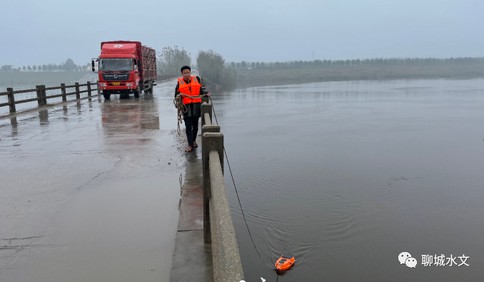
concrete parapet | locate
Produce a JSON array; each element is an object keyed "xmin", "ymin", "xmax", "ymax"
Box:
[
  {"xmin": 200, "ymin": 102, "xmax": 245, "ymax": 281},
  {"xmin": 201, "ymin": 101, "xmax": 213, "ymax": 126},
  {"xmin": 202, "ymin": 132, "xmax": 224, "ymax": 243},
  {"xmin": 202, "ymin": 124, "xmax": 220, "ymax": 135},
  {"xmin": 209, "ymin": 150, "xmax": 244, "ymax": 282}
]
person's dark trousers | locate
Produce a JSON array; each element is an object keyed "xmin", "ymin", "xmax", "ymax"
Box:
[{"xmin": 184, "ymin": 116, "xmax": 200, "ymax": 147}]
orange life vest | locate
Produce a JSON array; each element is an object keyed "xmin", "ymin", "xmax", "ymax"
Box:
[{"xmin": 178, "ymin": 76, "xmax": 202, "ymax": 104}]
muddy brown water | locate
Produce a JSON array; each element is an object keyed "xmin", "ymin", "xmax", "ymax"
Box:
[{"xmin": 214, "ymin": 79, "xmax": 484, "ymax": 281}]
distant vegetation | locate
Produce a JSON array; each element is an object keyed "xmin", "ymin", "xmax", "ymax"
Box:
[
  {"xmin": 157, "ymin": 46, "xmax": 191, "ymax": 79},
  {"xmin": 231, "ymin": 57, "xmax": 484, "ymax": 88},
  {"xmin": 197, "ymin": 50, "xmax": 236, "ymax": 91},
  {"xmin": 0, "ymin": 71, "xmax": 94, "ymax": 88},
  {"xmin": 4, "ymin": 54, "xmax": 484, "ymax": 90},
  {"xmin": 1, "ymin": 58, "xmax": 89, "ymax": 73},
  {"xmin": 156, "ymin": 49, "xmax": 484, "ymax": 90},
  {"xmin": 0, "ymin": 58, "xmax": 93, "ymax": 87},
  {"xmin": 157, "ymin": 46, "xmax": 236, "ymax": 91}
]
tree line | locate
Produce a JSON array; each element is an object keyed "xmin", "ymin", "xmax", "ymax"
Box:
[
  {"xmin": 4, "ymin": 49, "xmax": 483, "ymax": 90},
  {"xmin": 157, "ymin": 46, "xmax": 236, "ymax": 91},
  {"xmin": 230, "ymin": 57, "xmax": 484, "ymax": 69},
  {"xmin": 1, "ymin": 58, "xmax": 90, "ymax": 73},
  {"xmin": 231, "ymin": 57, "xmax": 484, "ymax": 88},
  {"xmin": 158, "ymin": 49, "xmax": 484, "ymax": 89}
]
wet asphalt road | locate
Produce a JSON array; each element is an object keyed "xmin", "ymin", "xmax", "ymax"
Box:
[{"xmin": 0, "ymin": 80, "xmax": 187, "ymax": 282}]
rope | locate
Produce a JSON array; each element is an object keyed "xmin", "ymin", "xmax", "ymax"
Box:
[
  {"xmin": 211, "ymin": 102, "xmax": 280, "ymax": 281},
  {"xmin": 173, "ymin": 93, "xmax": 210, "ymax": 135},
  {"xmin": 175, "ymin": 95, "xmax": 281, "ymax": 280}
]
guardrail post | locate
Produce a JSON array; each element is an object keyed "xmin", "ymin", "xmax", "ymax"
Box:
[
  {"xmin": 7, "ymin": 87, "xmax": 16, "ymax": 113},
  {"xmin": 87, "ymin": 81, "xmax": 92, "ymax": 100},
  {"xmin": 75, "ymin": 82, "xmax": 80, "ymax": 100},
  {"xmin": 61, "ymin": 83, "xmax": 67, "ymax": 102},
  {"xmin": 202, "ymin": 100, "xmax": 220, "ymax": 135},
  {"xmin": 202, "ymin": 132, "xmax": 224, "ymax": 244},
  {"xmin": 201, "ymin": 101, "xmax": 213, "ymax": 127},
  {"xmin": 41, "ymin": 85, "xmax": 47, "ymax": 105},
  {"xmin": 36, "ymin": 85, "xmax": 41, "ymax": 106},
  {"xmin": 36, "ymin": 85, "xmax": 47, "ymax": 106},
  {"xmin": 202, "ymin": 124, "xmax": 220, "ymax": 135}
]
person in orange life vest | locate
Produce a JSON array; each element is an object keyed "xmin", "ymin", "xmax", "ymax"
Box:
[{"xmin": 175, "ymin": 65, "xmax": 211, "ymax": 152}]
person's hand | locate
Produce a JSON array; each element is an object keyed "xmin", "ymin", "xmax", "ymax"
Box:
[{"xmin": 206, "ymin": 92, "xmax": 211, "ymax": 96}]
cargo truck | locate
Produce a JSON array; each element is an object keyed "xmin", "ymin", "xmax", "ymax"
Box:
[{"xmin": 92, "ymin": 41, "xmax": 157, "ymax": 100}]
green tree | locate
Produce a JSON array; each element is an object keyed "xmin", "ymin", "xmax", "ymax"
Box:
[
  {"xmin": 157, "ymin": 46, "xmax": 191, "ymax": 79},
  {"xmin": 197, "ymin": 49, "xmax": 236, "ymax": 91},
  {"xmin": 1, "ymin": 65, "xmax": 13, "ymax": 71},
  {"xmin": 64, "ymin": 58, "xmax": 77, "ymax": 72}
]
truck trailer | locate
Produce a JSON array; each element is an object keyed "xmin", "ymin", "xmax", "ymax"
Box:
[{"xmin": 93, "ymin": 41, "xmax": 157, "ymax": 100}]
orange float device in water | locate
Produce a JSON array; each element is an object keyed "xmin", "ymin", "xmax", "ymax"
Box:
[{"xmin": 275, "ymin": 255, "xmax": 295, "ymax": 272}]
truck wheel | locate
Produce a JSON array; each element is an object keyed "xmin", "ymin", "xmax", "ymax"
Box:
[
  {"xmin": 103, "ymin": 92, "xmax": 111, "ymax": 100},
  {"xmin": 134, "ymin": 85, "xmax": 141, "ymax": 98}
]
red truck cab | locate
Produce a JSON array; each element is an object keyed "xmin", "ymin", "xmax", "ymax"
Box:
[{"xmin": 93, "ymin": 41, "xmax": 157, "ymax": 100}]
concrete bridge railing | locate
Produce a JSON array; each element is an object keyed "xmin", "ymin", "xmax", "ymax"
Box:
[
  {"xmin": 0, "ymin": 81, "xmax": 99, "ymax": 115},
  {"xmin": 201, "ymin": 100, "xmax": 244, "ymax": 282}
]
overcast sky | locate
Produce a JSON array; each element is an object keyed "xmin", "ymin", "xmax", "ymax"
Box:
[{"xmin": 1, "ymin": 0, "xmax": 483, "ymax": 67}]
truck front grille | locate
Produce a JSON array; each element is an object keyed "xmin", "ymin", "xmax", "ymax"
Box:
[{"xmin": 102, "ymin": 72, "xmax": 129, "ymax": 81}]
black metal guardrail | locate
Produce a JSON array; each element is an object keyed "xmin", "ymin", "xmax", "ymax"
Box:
[{"xmin": 0, "ymin": 81, "xmax": 98, "ymax": 115}]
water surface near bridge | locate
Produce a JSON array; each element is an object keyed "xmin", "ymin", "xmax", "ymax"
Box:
[{"xmin": 214, "ymin": 79, "xmax": 484, "ymax": 281}]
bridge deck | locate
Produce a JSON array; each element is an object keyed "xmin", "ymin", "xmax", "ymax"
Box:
[{"xmin": 0, "ymin": 81, "xmax": 212, "ymax": 282}]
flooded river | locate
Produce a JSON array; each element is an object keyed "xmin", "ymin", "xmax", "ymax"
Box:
[
  {"xmin": 1, "ymin": 78, "xmax": 483, "ymax": 281},
  {"xmin": 214, "ymin": 79, "xmax": 484, "ymax": 281}
]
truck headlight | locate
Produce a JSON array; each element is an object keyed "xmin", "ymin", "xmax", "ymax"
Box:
[{"xmin": 126, "ymin": 83, "xmax": 133, "ymax": 87}]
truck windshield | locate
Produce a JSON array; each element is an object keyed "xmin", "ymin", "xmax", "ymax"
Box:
[{"xmin": 99, "ymin": 59, "xmax": 133, "ymax": 71}]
